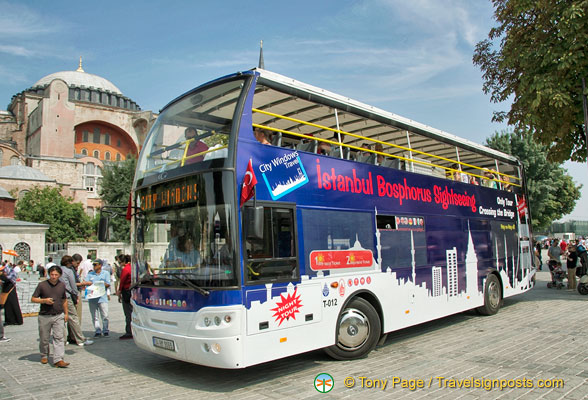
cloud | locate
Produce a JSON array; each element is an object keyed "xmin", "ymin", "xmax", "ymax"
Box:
[
  {"xmin": 0, "ymin": 2, "xmax": 62, "ymax": 36},
  {"xmin": 0, "ymin": 45, "xmax": 36, "ymax": 57}
]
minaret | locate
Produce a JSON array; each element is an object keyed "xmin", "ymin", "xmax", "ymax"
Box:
[
  {"xmin": 375, "ymin": 207, "xmax": 382, "ymax": 268},
  {"xmin": 465, "ymin": 221, "xmax": 479, "ymax": 296},
  {"xmin": 504, "ymin": 235, "xmax": 510, "ymax": 285},
  {"xmin": 258, "ymin": 40, "xmax": 265, "ymax": 69},
  {"xmin": 76, "ymin": 56, "xmax": 84, "ymax": 72}
]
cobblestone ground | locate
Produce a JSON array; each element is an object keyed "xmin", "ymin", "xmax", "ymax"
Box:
[{"xmin": 0, "ymin": 271, "xmax": 586, "ymax": 399}]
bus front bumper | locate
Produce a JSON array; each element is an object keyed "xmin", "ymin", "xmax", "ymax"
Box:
[{"xmin": 131, "ymin": 305, "xmax": 245, "ymax": 369}]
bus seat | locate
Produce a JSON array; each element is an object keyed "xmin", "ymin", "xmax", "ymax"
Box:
[
  {"xmin": 357, "ymin": 153, "xmax": 376, "ymax": 164},
  {"xmin": 296, "ymin": 140, "xmax": 317, "ymax": 153},
  {"xmin": 382, "ymin": 158, "xmax": 400, "ymax": 169},
  {"xmin": 329, "ymin": 146, "xmax": 349, "ymax": 159},
  {"xmin": 271, "ymin": 131, "xmax": 282, "ymax": 147}
]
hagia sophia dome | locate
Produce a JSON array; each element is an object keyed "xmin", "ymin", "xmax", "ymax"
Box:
[{"xmin": 33, "ymin": 70, "xmax": 123, "ymax": 95}]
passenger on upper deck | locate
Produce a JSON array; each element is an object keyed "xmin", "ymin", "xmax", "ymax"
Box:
[
  {"xmin": 317, "ymin": 133, "xmax": 338, "ymax": 155},
  {"xmin": 184, "ymin": 127, "xmax": 209, "ymax": 164},
  {"xmin": 447, "ymin": 163, "xmax": 468, "ymax": 183},
  {"xmin": 502, "ymin": 175, "xmax": 513, "ymax": 192},
  {"xmin": 482, "ymin": 171, "xmax": 498, "ymax": 189},
  {"xmin": 374, "ymin": 143, "xmax": 384, "ymax": 165},
  {"xmin": 254, "ymin": 128, "xmax": 271, "ymax": 145}
]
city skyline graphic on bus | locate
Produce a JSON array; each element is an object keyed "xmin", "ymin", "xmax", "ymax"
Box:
[
  {"xmin": 244, "ymin": 216, "xmax": 532, "ymax": 333},
  {"xmin": 259, "ymin": 151, "xmax": 309, "ymax": 200}
]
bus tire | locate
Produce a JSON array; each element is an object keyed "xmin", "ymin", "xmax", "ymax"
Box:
[
  {"xmin": 477, "ymin": 274, "xmax": 502, "ymax": 315},
  {"xmin": 324, "ymin": 297, "xmax": 381, "ymax": 360}
]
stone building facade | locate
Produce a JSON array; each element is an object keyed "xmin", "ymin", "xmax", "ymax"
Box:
[{"xmin": 0, "ymin": 59, "xmax": 156, "ymax": 217}]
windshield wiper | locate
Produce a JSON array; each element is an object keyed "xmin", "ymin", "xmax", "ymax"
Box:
[
  {"xmin": 132, "ymin": 274, "xmax": 210, "ymax": 296},
  {"xmin": 165, "ymin": 274, "xmax": 210, "ymax": 296}
]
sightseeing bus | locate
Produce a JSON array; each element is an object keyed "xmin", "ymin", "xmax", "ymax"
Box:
[{"xmin": 122, "ymin": 69, "xmax": 535, "ymax": 369}]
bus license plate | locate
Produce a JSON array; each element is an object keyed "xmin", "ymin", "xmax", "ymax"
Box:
[{"xmin": 153, "ymin": 337, "xmax": 175, "ymax": 351}]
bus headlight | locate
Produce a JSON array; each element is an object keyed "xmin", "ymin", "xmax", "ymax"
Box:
[
  {"xmin": 203, "ymin": 317, "xmax": 211, "ymax": 327},
  {"xmin": 212, "ymin": 343, "xmax": 221, "ymax": 354},
  {"xmin": 224, "ymin": 315, "xmax": 231, "ymax": 323},
  {"xmin": 214, "ymin": 316, "xmax": 221, "ymax": 326}
]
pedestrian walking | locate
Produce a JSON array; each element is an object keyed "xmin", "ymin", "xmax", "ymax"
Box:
[
  {"xmin": 116, "ymin": 254, "xmax": 133, "ymax": 339},
  {"xmin": 1, "ymin": 264, "xmax": 23, "ymax": 326},
  {"xmin": 71, "ymin": 253, "xmax": 86, "ymax": 324},
  {"xmin": 567, "ymin": 244, "xmax": 578, "ymax": 290},
  {"xmin": 60, "ymin": 256, "xmax": 93, "ymax": 346},
  {"xmin": 86, "ymin": 259, "xmax": 111, "ymax": 337},
  {"xmin": 0, "ymin": 265, "xmax": 11, "ymax": 343},
  {"xmin": 30, "ymin": 265, "xmax": 69, "ymax": 367}
]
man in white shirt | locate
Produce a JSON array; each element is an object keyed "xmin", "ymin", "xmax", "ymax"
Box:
[
  {"xmin": 45, "ymin": 257, "xmax": 56, "ymax": 271},
  {"xmin": 77, "ymin": 254, "xmax": 94, "ymax": 282}
]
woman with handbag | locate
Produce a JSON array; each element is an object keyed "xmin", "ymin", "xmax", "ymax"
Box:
[{"xmin": 1, "ymin": 264, "xmax": 23, "ymax": 326}]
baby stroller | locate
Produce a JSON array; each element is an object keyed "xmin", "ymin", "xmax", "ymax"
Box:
[{"xmin": 547, "ymin": 260, "xmax": 565, "ymax": 289}]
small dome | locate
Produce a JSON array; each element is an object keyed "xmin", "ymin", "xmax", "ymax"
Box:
[
  {"xmin": 33, "ymin": 70, "xmax": 122, "ymax": 95},
  {"xmin": 0, "ymin": 165, "xmax": 54, "ymax": 182},
  {"xmin": 0, "ymin": 185, "xmax": 13, "ymax": 199}
]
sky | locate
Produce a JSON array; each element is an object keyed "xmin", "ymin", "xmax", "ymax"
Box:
[{"xmin": 0, "ymin": 0, "xmax": 586, "ymax": 220}]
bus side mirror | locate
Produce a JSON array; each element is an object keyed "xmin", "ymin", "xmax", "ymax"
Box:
[
  {"xmin": 244, "ymin": 206, "xmax": 264, "ymax": 240},
  {"xmin": 98, "ymin": 214, "xmax": 110, "ymax": 242}
]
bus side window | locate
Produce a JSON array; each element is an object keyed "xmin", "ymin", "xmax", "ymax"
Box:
[{"xmin": 244, "ymin": 204, "xmax": 298, "ymax": 283}]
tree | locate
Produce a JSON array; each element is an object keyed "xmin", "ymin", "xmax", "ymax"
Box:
[
  {"xmin": 473, "ymin": 0, "xmax": 588, "ymax": 162},
  {"xmin": 15, "ymin": 186, "xmax": 94, "ymax": 243},
  {"xmin": 486, "ymin": 130, "xmax": 582, "ymax": 231},
  {"xmin": 98, "ymin": 157, "xmax": 136, "ymax": 242}
]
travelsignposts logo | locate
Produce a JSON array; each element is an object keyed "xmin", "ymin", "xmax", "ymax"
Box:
[{"xmin": 314, "ymin": 373, "xmax": 334, "ymax": 393}]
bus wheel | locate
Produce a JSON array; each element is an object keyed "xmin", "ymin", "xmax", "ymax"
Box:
[
  {"xmin": 477, "ymin": 274, "xmax": 502, "ymax": 315},
  {"xmin": 324, "ymin": 297, "xmax": 381, "ymax": 360}
]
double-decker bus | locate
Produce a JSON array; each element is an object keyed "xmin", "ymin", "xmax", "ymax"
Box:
[{"xmin": 123, "ymin": 69, "xmax": 535, "ymax": 369}]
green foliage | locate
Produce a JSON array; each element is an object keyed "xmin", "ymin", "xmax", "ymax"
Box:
[
  {"xmin": 98, "ymin": 157, "xmax": 137, "ymax": 242},
  {"xmin": 486, "ymin": 130, "xmax": 582, "ymax": 231},
  {"xmin": 473, "ymin": 0, "xmax": 588, "ymax": 162},
  {"xmin": 15, "ymin": 186, "xmax": 94, "ymax": 243}
]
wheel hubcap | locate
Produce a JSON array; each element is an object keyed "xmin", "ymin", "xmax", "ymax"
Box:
[
  {"xmin": 337, "ymin": 308, "xmax": 369, "ymax": 350},
  {"xmin": 488, "ymin": 280, "xmax": 500, "ymax": 309}
]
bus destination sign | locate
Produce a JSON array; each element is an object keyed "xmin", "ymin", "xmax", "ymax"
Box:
[{"xmin": 139, "ymin": 178, "xmax": 199, "ymax": 212}]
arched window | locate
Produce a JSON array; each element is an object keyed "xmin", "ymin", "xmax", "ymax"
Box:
[
  {"xmin": 0, "ymin": 148, "xmax": 3, "ymax": 165},
  {"xmin": 85, "ymin": 162, "xmax": 95, "ymax": 174},
  {"xmin": 105, "ymin": 151, "xmax": 111, "ymax": 161},
  {"xmin": 14, "ymin": 242, "xmax": 31, "ymax": 263},
  {"xmin": 81, "ymin": 148, "xmax": 88, "ymax": 156},
  {"xmin": 116, "ymin": 153, "xmax": 121, "ymax": 161},
  {"xmin": 18, "ymin": 190, "xmax": 29, "ymax": 200},
  {"xmin": 93, "ymin": 150, "xmax": 100, "ymax": 159},
  {"xmin": 10, "ymin": 156, "xmax": 20, "ymax": 166}
]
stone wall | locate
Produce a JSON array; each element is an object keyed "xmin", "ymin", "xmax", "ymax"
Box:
[{"xmin": 14, "ymin": 274, "xmax": 43, "ymax": 315}]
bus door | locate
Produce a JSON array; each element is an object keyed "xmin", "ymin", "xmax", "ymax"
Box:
[{"xmin": 242, "ymin": 202, "xmax": 322, "ymax": 335}]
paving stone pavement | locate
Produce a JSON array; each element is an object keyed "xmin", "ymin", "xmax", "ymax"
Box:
[{"xmin": 0, "ymin": 271, "xmax": 586, "ymax": 399}]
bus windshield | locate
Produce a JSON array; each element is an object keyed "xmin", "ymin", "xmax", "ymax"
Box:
[
  {"xmin": 135, "ymin": 78, "xmax": 247, "ymax": 185},
  {"xmin": 133, "ymin": 171, "xmax": 237, "ymax": 288}
]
